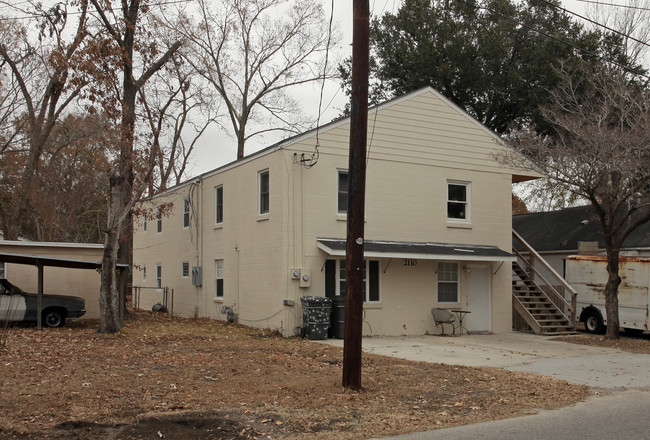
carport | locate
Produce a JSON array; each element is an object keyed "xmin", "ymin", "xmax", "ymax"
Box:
[{"xmin": 0, "ymin": 251, "xmax": 128, "ymax": 328}]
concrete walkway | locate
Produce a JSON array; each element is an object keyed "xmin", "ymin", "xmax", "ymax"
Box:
[{"xmin": 323, "ymin": 332, "xmax": 650, "ymax": 389}]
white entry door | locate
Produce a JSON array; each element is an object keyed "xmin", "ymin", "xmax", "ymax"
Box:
[{"xmin": 465, "ymin": 265, "xmax": 491, "ymax": 332}]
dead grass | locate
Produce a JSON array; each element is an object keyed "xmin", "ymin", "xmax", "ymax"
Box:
[
  {"xmin": 554, "ymin": 328, "xmax": 650, "ymax": 354},
  {"xmin": 0, "ymin": 311, "xmax": 590, "ymax": 439}
]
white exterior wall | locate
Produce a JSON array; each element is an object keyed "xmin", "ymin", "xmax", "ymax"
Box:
[{"xmin": 133, "ymin": 88, "xmax": 537, "ymax": 336}]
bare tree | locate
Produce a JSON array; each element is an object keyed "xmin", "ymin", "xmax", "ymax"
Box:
[
  {"xmin": 502, "ymin": 61, "xmax": 650, "ymax": 339},
  {"xmin": 0, "ymin": 1, "xmax": 90, "ymax": 239},
  {"xmin": 586, "ymin": 0, "xmax": 650, "ymax": 67},
  {"xmin": 177, "ymin": 0, "xmax": 337, "ymax": 159},
  {"xmin": 89, "ymin": 0, "xmax": 181, "ymax": 333},
  {"xmin": 139, "ymin": 54, "xmax": 220, "ymax": 192}
]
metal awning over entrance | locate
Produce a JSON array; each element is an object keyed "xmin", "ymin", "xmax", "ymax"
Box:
[{"xmin": 317, "ymin": 238, "xmax": 515, "ymax": 262}]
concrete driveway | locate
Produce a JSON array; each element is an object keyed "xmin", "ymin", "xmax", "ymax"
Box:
[{"xmin": 323, "ymin": 332, "xmax": 650, "ymax": 389}]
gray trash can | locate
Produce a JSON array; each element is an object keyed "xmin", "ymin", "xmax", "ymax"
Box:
[
  {"xmin": 300, "ymin": 296, "xmax": 332, "ymax": 340},
  {"xmin": 331, "ymin": 296, "xmax": 345, "ymax": 339}
]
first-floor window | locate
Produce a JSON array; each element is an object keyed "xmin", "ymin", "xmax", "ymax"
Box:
[
  {"xmin": 0, "ymin": 262, "xmax": 6, "ymax": 279},
  {"xmin": 437, "ymin": 262, "xmax": 459, "ymax": 303},
  {"xmin": 324, "ymin": 259, "xmax": 380, "ymax": 302},
  {"xmin": 142, "ymin": 265, "xmax": 146, "ymax": 282},
  {"xmin": 216, "ymin": 260, "xmax": 224, "ymax": 298},
  {"xmin": 182, "ymin": 262, "xmax": 189, "ymax": 278},
  {"xmin": 156, "ymin": 264, "xmax": 162, "ymax": 289}
]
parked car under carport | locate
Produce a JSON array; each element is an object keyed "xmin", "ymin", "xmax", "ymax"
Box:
[{"xmin": 0, "ymin": 279, "xmax": 86, "ymax": 327}]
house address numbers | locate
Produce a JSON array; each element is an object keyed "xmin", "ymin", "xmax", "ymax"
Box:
[{"xmin": 403, "ymin": 259, "xmax": 417, "ymax": 266}]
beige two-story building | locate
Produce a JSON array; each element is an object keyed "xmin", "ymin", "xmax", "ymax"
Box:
[{"xmin": 133, "ymin": 87, "xmax": 539, "ymax": 336}]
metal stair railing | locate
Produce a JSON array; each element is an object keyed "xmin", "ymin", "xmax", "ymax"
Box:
[{"xmin": 512, "ymin": 230, "xmax": 577, "ymax": 329}]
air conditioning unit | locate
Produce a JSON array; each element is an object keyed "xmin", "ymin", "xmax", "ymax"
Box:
[{"xmin": 191, "ymin": 266, "xmax": 203, "ymax": 286}]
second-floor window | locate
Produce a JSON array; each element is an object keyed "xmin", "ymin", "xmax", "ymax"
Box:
[
  {"xmin": 447, "ymin": 182, "xmax": 470, "ymax": 221},
  {"xmin": 215, "ymin": 185, "xmax": 223, "ymax": 224},
  {"xmin": 182, "ymin": 262, "xmax": 189, "ymax": 278},
  {"xmin": 183, "ymin": 198, "xmax": 190, "ymax": 228},
  {"xmin": 338, "ymin": 170, "xmax": 348, "ymax": 214},
  {"xmin": 259, "ymin": 170, "xmax": 269, "ymax": 214},
  {"xmin": 156, "ymin": 208, "xmax": 163, "ymax": 233}
]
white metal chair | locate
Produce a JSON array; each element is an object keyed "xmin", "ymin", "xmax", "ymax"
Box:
[{"xmin": 431, "ymin": 308, "xmax": 457, "ymax": 336}]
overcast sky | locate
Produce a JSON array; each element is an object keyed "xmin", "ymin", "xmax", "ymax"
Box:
[{"xmin": 185, "ymin": 0, "xmax": 594, "ymax": 178}]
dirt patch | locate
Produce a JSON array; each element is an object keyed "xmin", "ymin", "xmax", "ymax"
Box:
[
  {"xmin": 0, "ymin": 311, "xmax": 590, "ymax": 439},
  {"xmin": 554, "ymin": 329, "xmax": 650, "ymax": 354}
]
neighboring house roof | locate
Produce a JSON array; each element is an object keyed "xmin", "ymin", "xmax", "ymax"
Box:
[
  {"xmin": 0, "ymin": 240, "xmax": 103, "ymax": 249},
  {"xmin": 513, "ymin": 205, "xmax": 650, "ymax": 252},
  {"xmin": 0, "ymin": 252, "xmax": 127, "ymax": 270},
  {"xmin": 317, "ymin": 238, "xmax": 515, "ymax": 262}
]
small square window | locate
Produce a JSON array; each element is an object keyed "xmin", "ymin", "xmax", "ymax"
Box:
[{"xmin": 259, "ymin": 170, "xmax": 269, "ymax": 215}]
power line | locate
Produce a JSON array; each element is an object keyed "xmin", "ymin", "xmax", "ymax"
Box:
[
  {"xmin": 576, "ymin": 0, "xmax": 650, "ymax": 11},
  {"xmin": 454, "ymin": 0, "xmax": 649, "ymax": 80},
  {"xmin": 0, "ymin": 0, "xmax": 193, "ymax": 21},
  {"xmin": 538, "ymin": 0, "xmax": 650, "ymax": 50}
]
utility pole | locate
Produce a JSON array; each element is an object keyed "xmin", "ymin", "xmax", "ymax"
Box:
[{"xmin": 342, "ymin": 0, "xmax": 370, "ymax": 390}]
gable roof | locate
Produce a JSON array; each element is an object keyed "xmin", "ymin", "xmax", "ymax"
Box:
[
  {"xmin": 513, "ymin": 205, "xmax": 650, "ymax": 252},
  {"xmin": 159, "ymin": 86, "xmax": 541, "ymax": 197}
]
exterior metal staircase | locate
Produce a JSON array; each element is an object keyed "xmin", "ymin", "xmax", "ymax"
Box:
[{"xmin": 512, "ymin": 230, "xmax": 577, "ymax": 335}]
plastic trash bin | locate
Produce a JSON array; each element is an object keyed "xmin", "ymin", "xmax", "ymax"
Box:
[
  {"xmin": 331, "ymin": 296, "xmax": 345, "ymax": 339},
  {"xmin": 300, "ymin": 296, "xmax": 332, "ymax": 340}
]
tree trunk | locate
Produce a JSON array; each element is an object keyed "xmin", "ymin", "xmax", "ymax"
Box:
[
  {"xmin": 99, "ymin": 168, "xmax": 124, "ymax": 333},
  {"xmin": 604, "ymin": 249, "xmax": 622, "ymax": 339},
  {"xmin": 236, "ymin": 133, "xmax": 245, "ymax": 160}
]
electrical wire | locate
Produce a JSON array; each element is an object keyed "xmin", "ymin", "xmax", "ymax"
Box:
[
  {"xmin": 300, "ymin": 0, "xmax": 335, "ymax": 170},
  {"xmin": 454, "ymin": 0, "xmax": 650, "ymax": 80},
  {"xmin": 537, "ymin": 0, "xmax": 650, "ymax": 50},
  {"xmin": 576, "ymin": 0, "xmax": 650, "ymax": 11},
  {"xmin": 0, "ymin": 0, "xmax": 193, "ymax": 21}
]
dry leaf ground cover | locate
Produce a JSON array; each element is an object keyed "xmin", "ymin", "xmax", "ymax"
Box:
[
  {"xmin": 555, "ymin": 328, "xmax": 650, "ymax": 354},
  {"xmin": 0, "ymin": 311, "xmax": 590, "ymax": 440}
]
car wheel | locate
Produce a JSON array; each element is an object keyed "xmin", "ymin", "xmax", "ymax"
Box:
[
  {"xmin": 584, "ymin": 310, "xmax": 605, "ymax": 334},
  {"xmin": 43, "ymin": 309, "xmax": 65, "ymax": 328}
]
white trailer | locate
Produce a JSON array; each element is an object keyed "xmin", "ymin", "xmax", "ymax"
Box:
[{"xmin": 566, "ymin": 255, "xmax": 649, "ymax": 334}]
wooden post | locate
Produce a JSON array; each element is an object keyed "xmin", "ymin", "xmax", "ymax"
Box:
[
  {"xmin": 36, "ymin": 261, "xmax": 43, "ymax": 330},
  {"xmin": 342, "ymin": 0, "xmax": 370, "ymax": 391}
]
